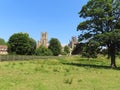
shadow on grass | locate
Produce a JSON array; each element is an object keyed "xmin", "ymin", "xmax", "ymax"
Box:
[{"xmin": 62, "ymin": 62, "xmax": 120, "ymax": 70}]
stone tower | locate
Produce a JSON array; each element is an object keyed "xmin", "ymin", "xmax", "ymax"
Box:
[
  {"xmin": 37, "ymin": 32, "xmax": 48, "ymax": 48},
  {"xmin": 68, "ymin": 36, "xmax": 78, "ymax": 55},
  {"xmin": 68, "ymin": 36, "xmax": 78, "ymax": 49}
]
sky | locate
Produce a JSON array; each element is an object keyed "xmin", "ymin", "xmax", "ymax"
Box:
[{"xmin": 0, "ymin": 0, "xmax": 88, "ymax": 45}]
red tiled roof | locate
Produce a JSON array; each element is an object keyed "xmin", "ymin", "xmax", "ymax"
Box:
[{"xmin": 0, "ymin": 45, "xmax": 7, "ymax": 49}]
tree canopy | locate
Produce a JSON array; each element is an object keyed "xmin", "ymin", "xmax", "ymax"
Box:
[
  {"xmin": 77, "ymin": 0, "xmax": 120, "ymax": 68},
  {"xmin": 48, "ymin": 38, "xmax": 61, "ymax": 56},
  {"xmin": 8, "ymin": 32, "xmax": 36, "ymax": 55},
  {"xmin": 64, "ymin": 45, "xmax": 70, "ymax": 54},
  {"xmin": 28, "ymin": 38, "xmax": 36, "ymax": 55},
  {"xmin": 0, "ymin": 38, "xmax": 6, "ymax": 45}
]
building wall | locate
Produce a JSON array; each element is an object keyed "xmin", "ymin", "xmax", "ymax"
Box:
[{"xmin": 0, "ymin": 45, "xmax": 8, "ymax": 55}]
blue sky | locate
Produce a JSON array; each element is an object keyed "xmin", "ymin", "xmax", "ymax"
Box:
[{"xmin": 0, "ymin": 0, "xmax": 88, "ymax": 44}]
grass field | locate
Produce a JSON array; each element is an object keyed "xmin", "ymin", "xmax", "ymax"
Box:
[{"xmin": 0, "ymin": 56, "xmax": 120, "ymax": 90}]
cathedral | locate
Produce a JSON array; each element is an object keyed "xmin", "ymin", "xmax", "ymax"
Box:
[{"xmin": 37, "ymin": 32, "xmax": 48, "ymax": 48}]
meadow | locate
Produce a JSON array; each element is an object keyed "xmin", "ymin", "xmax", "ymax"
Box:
[{"xmin": 0, "ymin": 56, "xmax": 120, "ymax": 90}]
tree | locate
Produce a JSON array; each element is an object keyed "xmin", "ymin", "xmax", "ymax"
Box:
[
  {"xmin": 28, "ymin": 38, "xmax": 36, "ymax": 55},
  {"xmin": 8, "ymin": 32, "xmax": 36, "ymax": 55},
  {"xmin": 64, "ymin": 45, "xmax": 70, "ymax": 54},
  {"xmin": 72, "ymin": 43, "xmax": 83, "ymax": 55},
  {"xmin": 48, "ymin": 38, "xmax": 61, "ymax": 56},
  {"xmin": 77, "ymin": 0, "xmax": 120, "ymax": 68},
  {"xmin": 0, "ymin": 38, "xmax": 6, "ymax": 45},
  {"xmin": 35, "ymin": 46, "xmax": 53, "ymax": 56},
  {"xmin": 81, "ymin": 40, "xmax": 100, "ymax": 60}
]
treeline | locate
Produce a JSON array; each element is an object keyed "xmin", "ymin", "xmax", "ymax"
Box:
[{"xmin": 0, "ymin": 32, "xmax": 70, "ymax": 56}]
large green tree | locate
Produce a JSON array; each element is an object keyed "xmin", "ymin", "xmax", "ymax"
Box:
[
  {"xmin": 8, "ymin": 32, "xmax": 36, "ymax": 55},
  {"xmin": 77, "ymin": 0, "xmax": 120, "ymax": 68},
  {"xmin": 48, "ymin": 38, "xmax": 61, "ymax": 56}
]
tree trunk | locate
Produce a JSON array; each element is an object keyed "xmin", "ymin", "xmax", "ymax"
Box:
[
  {"xmin": 109, "ymin": 44, "xmax": 117, "ymax": 68},
  {"xmin": 110, "ymin": 52, "xmax": 117, "ymax": 68}
]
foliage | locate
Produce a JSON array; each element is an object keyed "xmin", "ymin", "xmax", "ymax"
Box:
[
  {"xmin": 72, "ymin": 43, "xmax": 83, "ymax": 55},
  {"xmin": 77, "ymin": 0, "xmax": 120, "ymax": 67},
  {"xmin": 35, "ymin": 46, "xmax": 53, "ymax": 56},
  {"xmin": 0, "ymin": 38, "xmax": 6, "ymax": 45},
  {"xmin": 61, "ymin": 51, "xmax": 67, "ymax": 55},
  {"xmin": 8, "ymin": 32, "xmax": 36, "ymax": 55},
  {"xmin": 48, "ymin": 38, "xmax": 62, "ymax": 56},
  {"xmin": 81, "ymin": 40, "xmax": 100, "ymax": 59},
  {"xmin": 28, "ymin": 38, "xmax": 36, "ymax": 55},
  {"xmin": 64, "ymin": 45, "xmax": 70, "ymax": 54}
]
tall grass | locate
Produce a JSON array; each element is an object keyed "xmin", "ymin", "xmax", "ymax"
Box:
[{"xmin": 0, "ymin": 56, "xmax": 120, "ymax": 90}]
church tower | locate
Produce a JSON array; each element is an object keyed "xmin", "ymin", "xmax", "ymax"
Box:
[{"xmin": 37, "ymin": 32, "xmax": 48, "ymax": 48}]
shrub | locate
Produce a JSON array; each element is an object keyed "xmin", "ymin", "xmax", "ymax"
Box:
[
  {"xmin": 35, "ymin": 46, "xmax": 53, "ymax": 56},
  {"xmin": 64, "ymin": 45, "xmax": 70, "ymax": 54}
]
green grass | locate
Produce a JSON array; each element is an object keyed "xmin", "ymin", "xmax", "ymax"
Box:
[{"xmin": 0, "ymin": 56, "xmax": 120, "ymax": 90}]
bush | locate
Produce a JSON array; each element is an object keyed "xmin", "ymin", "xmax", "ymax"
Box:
[
  {"xmin": 35, "ymin": 46, "xmax": 53, "ymax": 56},
  {"xmin": 64, "ymin": 45, "xmax": 70, "ymax": 54},
  {"xmin": 61, "ymin": 51, "xmax": 67, "ymax": 55}
]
